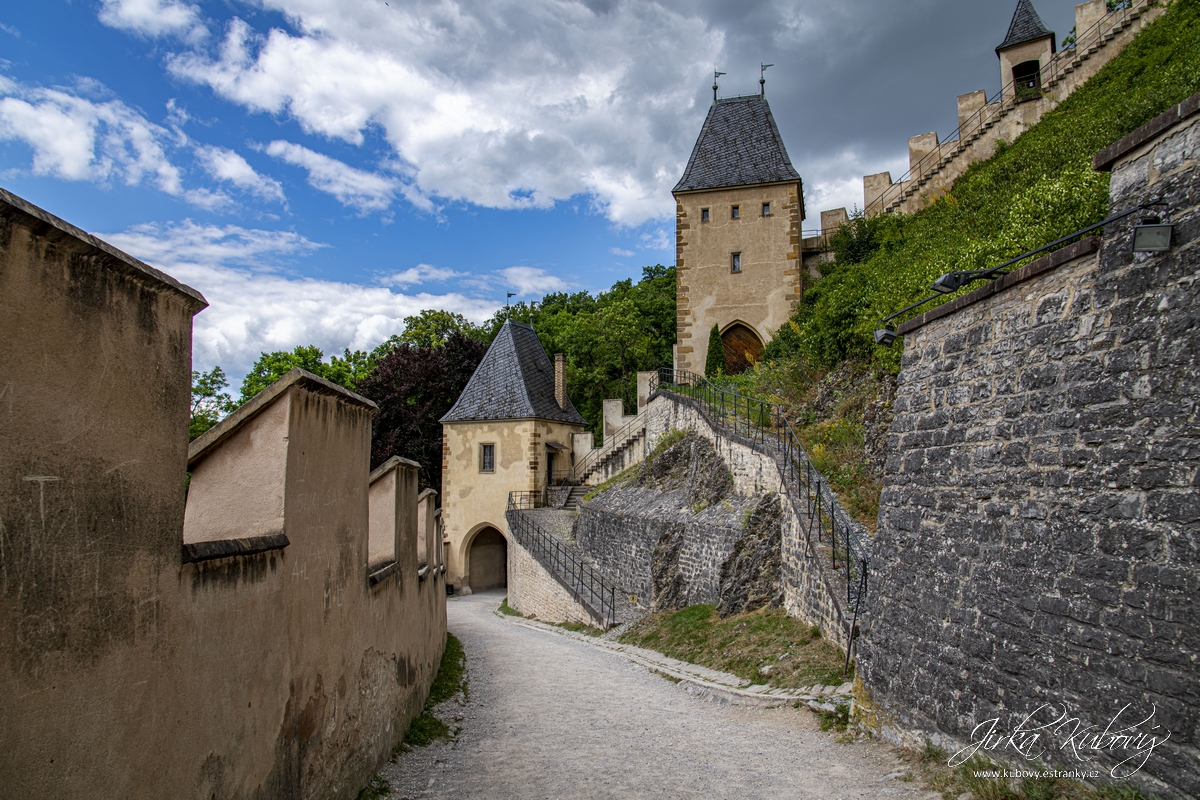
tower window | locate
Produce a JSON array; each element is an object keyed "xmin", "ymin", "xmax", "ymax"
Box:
[
  {"xmin": 762, "ymin": 202, "xmax": 771, "ymax": 216},
  {"xmin": 480, "ymin": 443, "xmax": 495, "ymax": 473},
  {"xmin": 731, "ymin": 205, "xmax": 740, "ymax": 219},
  {"xmin": 731, "ymin": 252, "xmax": 742, "ymax": 273},
  {"xmin": 701, "ymin": 208, "xmax": 710, "ymax": 222}
]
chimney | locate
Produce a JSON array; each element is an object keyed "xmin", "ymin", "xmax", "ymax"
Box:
[{"xmin": 554, "ymin": 353, "xmax": 566, "ymax": 410}]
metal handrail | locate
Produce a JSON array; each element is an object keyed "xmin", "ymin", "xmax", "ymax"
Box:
[
  {"xmin": 653, "ymin": 369, "xmax": 870, "ymax": 620},
  {"xmin": 864, "ymin": 0, "xmax": 1153, "ymax": 216},
  {"xmin": 572, "ymin": 411, "xmax": 647, "ymax": 484},
  {"xmin": 506, "ymin": 492, "xmax": 618, "ymax": 627}
]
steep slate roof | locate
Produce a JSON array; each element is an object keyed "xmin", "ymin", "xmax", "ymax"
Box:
[
  {"xmin": 441, "ymin": 322, "xmax": 587, "ymax": 425},
  {"xmin": 997, "ymin": 0, "xmax": 1055, "ymax": 53},
  {"xmin": 673, "ymin": 96, "xmax": 801, "ymax": 194}
]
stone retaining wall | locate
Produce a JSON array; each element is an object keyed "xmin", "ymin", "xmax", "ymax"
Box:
[{"xmin": 507, "ymin": 539, "xmax": 596, "ymax": 627}]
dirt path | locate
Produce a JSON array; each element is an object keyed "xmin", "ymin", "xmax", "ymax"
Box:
[{"xmin": 379, "ymin": 590, "xmax": 936, "ymax": 799}]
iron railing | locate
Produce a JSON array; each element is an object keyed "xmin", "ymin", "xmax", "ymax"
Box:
[
  {"xmin": 653, "ymin": 369, "xmax": 870, "ymax": 627},
  {"xmin": 571, "ymin": 412, "xmax": 648, "ymax": 484},
  {"xmin": 864, "ymin": 0, "xmax": 1154, "ymax": 216},
  {"xmin": 506, "ymin": 491, "xmax": 618, "ymax": 628}
]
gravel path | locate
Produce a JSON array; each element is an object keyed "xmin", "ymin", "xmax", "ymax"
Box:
[{"xmin": 379, "ymin": 590, "xmax": 936, "ymax": 800}]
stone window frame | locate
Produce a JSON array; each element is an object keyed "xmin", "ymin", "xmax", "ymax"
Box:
[
  {"xmin": 731, "ymin": 205, "xmax": 740, "ymax": 220},
  {"xmin": 700, "ymin": 207, "xmax": 710, "ymax": 223},
  {"xmin": 479, "ymin": 443, "xmax": 495, "ymax": 473},
  {"xmin": 731, "ymin": 252, "xmax": 742, "ymax": 273},
  {"xmin": 762, "ymin": 202, "xmax": 771, "ymax": 217}
]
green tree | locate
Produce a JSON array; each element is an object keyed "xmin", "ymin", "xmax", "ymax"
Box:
[
  {"xmin": 705, "ymin": 324, "xmax": 725, "ymax": 378},
  {"xmin": 239, "ymin": 345, "xmax": 371, "ymax": 403},
  {"xmin": 190, "ymin": 366, "xmax": 237, "ymax": 441}
]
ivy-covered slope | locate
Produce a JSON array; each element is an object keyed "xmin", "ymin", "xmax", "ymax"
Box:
[{"xmin": 777, "ymin": 0, "xmax": 1200, "ymax": 371}]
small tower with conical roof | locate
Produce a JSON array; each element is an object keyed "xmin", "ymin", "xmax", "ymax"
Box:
[
  {"xmin": 996, "ymin": 0, "xmax": 1056, "ymax": 103},
  {"xmin": 439, "ymin": 321, "xmax": 587, "ymax": 593}
]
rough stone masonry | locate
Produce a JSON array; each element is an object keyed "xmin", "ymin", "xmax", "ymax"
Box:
[{"xmin": 861, "ymin": 93, "xmax": 1200, "ymax": 798}]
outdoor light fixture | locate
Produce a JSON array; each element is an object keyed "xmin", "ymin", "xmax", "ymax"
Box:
[
  {"xmin": 1132, "ymin": 216, "xmax": 1173, "ymax": 252},
  {"xmin": 871, "ymin": 199, "xmax": 1171, "ymax": 347},
  {"xmin": 931, "ymin": 271, "xmax": 977, "ymax": 294}
]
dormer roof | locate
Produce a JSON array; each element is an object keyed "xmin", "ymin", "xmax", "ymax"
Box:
[
  {"xmin": 997, "ymin": 0, "xmax": 1055, "ymax": 54},
  {"xmin": 441, "ymin": 321, "xmax": 587, "ymax": 425},
  {"xmin": 673, "ymin": 96, "xmax": 801, "ymax": 195}
]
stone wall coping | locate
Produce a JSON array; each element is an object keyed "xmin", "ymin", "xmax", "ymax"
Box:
[
  {"xmin": 895, "ymin": 237, "xmax": 1100, "ymax": 336},
  {"xmin": 1093, "ymin": 90, "xmax": 1200, "ymax": 172},
  {"xmin": 181, "ymin": 532, "xmax": 290, "ymax": 564},
  {"xmin": 188, "ymin": 367, "xmax": 378, "ymax": 468},
  {"xmin": 369, "ymin": 454, "xmax": 420, "ymax": 484},
  {"xmin": 0, "ymin": 186, "xmax": 208, "ymax": 312},
  {"xmin": 417, "ymin": 487, "xmax": 439, "ymax": 500}
]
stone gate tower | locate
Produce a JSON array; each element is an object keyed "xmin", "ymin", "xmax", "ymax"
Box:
[{"xmin": 673, "ymin": 93, "xmax": 805, "ymax": 375}]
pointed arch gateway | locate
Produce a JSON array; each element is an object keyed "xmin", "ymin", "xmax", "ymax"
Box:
[{"xmin": 720, "ymin": 322, "xmax": 764, "ymax": 375}]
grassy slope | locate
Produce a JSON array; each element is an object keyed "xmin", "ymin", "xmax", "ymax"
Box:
[
  {"xmin": 617, "ymin": 604, "xmax": 848, "ymax": 689},
  {"xmin": 793, "ymin": 0, "xmax": 1200, "ymax": 371}
]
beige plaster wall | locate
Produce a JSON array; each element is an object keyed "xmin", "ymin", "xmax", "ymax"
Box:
[
  {"xmin": 674, "ymin": 182, "xmax": 802, "ymax": 375},
  {"xmin": 440, "ymin": 418, "xmax": 583, "ymax": 589},
  {"xmin": 999, "ymin": 37, "xmax": 1055, "ymax": 102},
  {"xmin": 0, "ymin": 191, "xmax": 447, "ymax": 800},
  {"xmin": 184, "ymin": 395, "xmax": 288, "ymax": 544}
]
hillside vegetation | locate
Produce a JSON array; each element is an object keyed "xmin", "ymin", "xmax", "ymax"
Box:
[{"xmin": 725, "ymin": 0, "xmax": 1200, "ymax": 522}]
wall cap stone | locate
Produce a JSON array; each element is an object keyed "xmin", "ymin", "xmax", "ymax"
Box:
[
  {"xmin": 896, "ymin": 237, "xmax": 1100, "ymax": 336},
  {"xmin": 1093, "ymin": 90, "xmax": 1200, "ymax": 172},
  {"xmin": 181, "ymin": 531, "xmax": 290, "ymax": 564},
  {"xmin": 369, "ymin": 454, "xmax": 420, "ymax": 484},
  {"xmin": 189, "ymin": 367, "xmax": 378, "ymax": 468},
  {"xmin": 0, "ymin": 185, "xmax": 208, "ymax": 312}
]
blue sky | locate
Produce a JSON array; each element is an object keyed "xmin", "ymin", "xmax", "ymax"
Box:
[{"xmin": 0, "ymin": 0, "xmax": 1080, "ymax": 384}]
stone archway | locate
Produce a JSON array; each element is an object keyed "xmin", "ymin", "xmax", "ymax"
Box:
[
  {"xmin": 721, "ymin": 323, "xmax": 764, "ymax": 375},
  {"xmin": 467, "ymin": 526, "xmax": 508, "ymax": 591}
]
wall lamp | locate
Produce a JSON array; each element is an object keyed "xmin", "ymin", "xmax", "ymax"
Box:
[{"xmin": 873, "ymin": 199, "xmax": 1170, "ymax": 347}]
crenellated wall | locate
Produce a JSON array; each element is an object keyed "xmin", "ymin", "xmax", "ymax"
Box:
[{"xmin": 0, "ymin": 188, "xmax": 447, "ymax": 800}]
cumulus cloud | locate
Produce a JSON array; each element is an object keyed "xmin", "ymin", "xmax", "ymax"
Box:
[
  {"xmin": 195, "ymin": 145, "xmax": 285, "ymax": 203},
  {"xmin": 164, "ymin": 1, "xmax": 722, "ymax": 226},
  {"xmin": 383, "ymin": 264, "xmax": 466, "ymax": 288},
  {"xmin": 0, "ymin": 83, "xmax": 184, "ymax": 193},
  {"xmin": 500, "ymin": 266, "xmax": 568, "ymax": 296},
  {"xmin": 610, "ymin": 247, "xmax": 634, "ymax": 257},
  {"xmin": 265, "ymin": 140, "xmax": 397, "ymax": 213},
  {"xmin": 100, "ymin": 221, "xmax": 498, "ymax": 380},
  {"xmin": 98, "ymin": 0, "xmax": 205, "ymax": 40}
]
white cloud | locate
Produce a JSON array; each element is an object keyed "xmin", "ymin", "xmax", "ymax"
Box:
[
  {"xmin": 164, "ymin": 1, "xmax": 724, "ymax": 226},
  {"xmin": 98, "ymin": 0, "xmax": 205, "ymax": 40},
  {"xmin": 265, "ymin": 140, "xmax": 397, "ymax": 213},
  {"xmin": 0, "ymin": 86, "xmax": 183, "ymax": 193},
  {"xmin": 383, "ymin": 264, "xmax": 466, "ymax": 288},
  {"xmin": 801, "ymin": 148, "xmax": 908, "ymax": 225},
  {"xmin": 195, "ymin": 145, "xmax": 285, "ymax": 203},
  {"xmin": 100, "ymin": 221, "xmax": 499, "ymax": 381},
  {"xmin": 639, "ymin": 227, "xmax": 671, "ymax": 251},
  {"xmin": 500, "ymin": 266, "xmax": 567, "ymax": 296},
  {"xmin": 610, "ymin": 247, "xmax": 634, "ymax": 257}
]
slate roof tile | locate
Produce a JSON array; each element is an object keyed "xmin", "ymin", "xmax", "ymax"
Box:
[
  {"xmin": 441, "ymin": 322, "xmax": 587, "ymax": 425},
  {"xmin": 673, "ymin": 96, "xmax": 801, "ymax": 194},
  {"xmin": 997, "ymin": 0, "xmax": 1055, "ymax": 53}
]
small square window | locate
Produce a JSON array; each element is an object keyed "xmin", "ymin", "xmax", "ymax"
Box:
[
  {"xmin": 762, "ymin": 202, "xmax": 771, "ymax": 216},
  {"xmin": 701, "ymin": 208, "xmax": 710, "ymax": 222},
  {"xmin": 731, "ymin": 252, "xmax": 741, "ymax": 273},
  {"xmin": 480, "ymin": 443, "xmax": 495, "ymax": 473},
  {"xmin": 731, "ymin": 205, "xmax": 740, "ymax": 219}
]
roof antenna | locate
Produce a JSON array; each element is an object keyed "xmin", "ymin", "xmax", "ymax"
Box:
[
  {"xmin": 712, "ymin": 70, "xmax": 725, "ymax": 105},
  {"xmin": 760, "ymin": 63, "xmax": 774, "ymax": 98}
]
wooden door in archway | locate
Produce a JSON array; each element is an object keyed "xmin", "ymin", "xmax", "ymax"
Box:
[{"xmin": 721, "ymin": 324, "xmax": 763, "ymax": 375}]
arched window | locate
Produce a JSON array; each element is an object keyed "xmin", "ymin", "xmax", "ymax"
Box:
[
  {"xmin": 720, "ymin": 323, "xmax": 764, "ymax": 375},
  {"xmin": 1012, "ymin": 60, "xmax": 1041, "ymax": 101}
]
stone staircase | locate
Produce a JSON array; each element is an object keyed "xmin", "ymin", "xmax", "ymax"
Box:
[
  {"xmin": 875, "ymin": 2, "xmax": 1152, "ymax": 216},
  {"xmin": 564, "ymin": 486, "xmax": 589, "ymax": 510}
]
